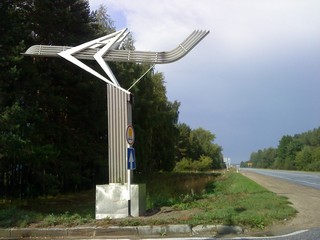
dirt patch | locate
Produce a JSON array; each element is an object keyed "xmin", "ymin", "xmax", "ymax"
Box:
[
  {"xmin": 144, "ymin": 206, "xmax": 202, "ymax": 222},
  {"xmin": 107, "ymin": 206, "xmax": 203, "ymax": 226},
  {"xmin": 241, "ymin": 170, "xmax": 320, "ymax": 235}
]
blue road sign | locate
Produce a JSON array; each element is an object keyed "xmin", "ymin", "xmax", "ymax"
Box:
[{"xmin": 127, "ymin": 147, "xmax": 136, "ymax": 170}]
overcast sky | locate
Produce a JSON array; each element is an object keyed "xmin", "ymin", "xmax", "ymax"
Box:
[{"xmin": 88, "ymin": 0, "xmax": 320, "ymax": 164}]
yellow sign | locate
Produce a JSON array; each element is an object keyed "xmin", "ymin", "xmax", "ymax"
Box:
[{"xmin": 126, "ymin": 125, "xmax": 135, "ymax": 146}]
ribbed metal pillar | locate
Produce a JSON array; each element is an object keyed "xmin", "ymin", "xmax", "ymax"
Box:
[{"xmin": 107, "ymin": 85, "xmax": 130, "ymax": 183}]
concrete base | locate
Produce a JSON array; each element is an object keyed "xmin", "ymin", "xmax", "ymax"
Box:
[{"xmin": 95, "ymin": 183, "xmax": 146, "ymax": 219}]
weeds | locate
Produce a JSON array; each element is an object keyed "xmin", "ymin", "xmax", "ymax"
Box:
[{"xmin": 40, "ymin": 212, "xmax": 93, "ymax": 227}]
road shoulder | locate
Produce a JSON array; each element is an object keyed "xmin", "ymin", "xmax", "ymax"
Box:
[{"xmin": 241, "ymin": 170, "xmax": 320, "ymax": 235}]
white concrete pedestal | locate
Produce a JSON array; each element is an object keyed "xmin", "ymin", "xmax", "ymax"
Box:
[{"xmin": 95, "ymin": 183, "xmax": 146, "ymax": 219}]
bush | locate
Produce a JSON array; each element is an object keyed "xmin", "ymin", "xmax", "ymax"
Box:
[
  {"xmin": 174, "ymin": 158, "xmax": 193, "ymax": 172},
  {"xmin": 174, "ymin": 155, "xmax": 213, "ymax": 172},
  {"xmin": 197, "ymin": 155, "xmax": 212, "ymax": 171}
]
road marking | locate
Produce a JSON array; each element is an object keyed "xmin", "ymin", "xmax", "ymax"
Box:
[{"xmin": 232, "ymin": 229, "xmax": 309, "ymax": 239}]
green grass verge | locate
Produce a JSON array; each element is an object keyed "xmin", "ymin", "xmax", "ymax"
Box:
[
  {"xmin": 173, "ymin": 171, "xmax": 297, "ymax": 228},
  {"xmin": 0, "ymin": 171, "xmax": 297, "ymax": 229}
]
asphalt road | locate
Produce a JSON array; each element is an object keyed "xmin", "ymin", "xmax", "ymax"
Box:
[{"xmin": 242, "ymin": 168, "xmax": 320, "ymax": 190}]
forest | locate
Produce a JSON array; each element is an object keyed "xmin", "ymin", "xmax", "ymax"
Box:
[
  {"xmin": 0, "ymin": 0, "xmax": 224, "ymax": 199},
  {"xmin": 241, "ymin": 127, "xmax": 320, "ymax": 171}
]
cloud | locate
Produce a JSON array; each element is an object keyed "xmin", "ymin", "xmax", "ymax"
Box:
[
  {"xmin": 90, "ymin": 0, "xmax": 320, "ymax": 163},
  {"xmin": 103, "ymin": 0, "xmax": 319, "ymax": 53}
]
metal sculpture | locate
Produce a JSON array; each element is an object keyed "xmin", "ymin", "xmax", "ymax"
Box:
[
  {"xmin": 24, "ymin": 28, "xmax": 209, "ymax": 218},
  {"xmin": 24, "ymin": 28, "xmax": 209, "ymax": 90}
]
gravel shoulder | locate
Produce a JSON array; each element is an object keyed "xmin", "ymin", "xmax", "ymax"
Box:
[{"xmin": 241, "ymin": 170, "xmax": 320, "ymax": 235}]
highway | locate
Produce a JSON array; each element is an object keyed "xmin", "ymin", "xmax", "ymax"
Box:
[{"xmin": 242, "ymin": 168, "xmax": 320, "ymax": 190}]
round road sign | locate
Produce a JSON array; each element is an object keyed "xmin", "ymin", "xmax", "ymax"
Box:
[{"xmin": 126, "ymin": 125, "xmax": 135, "ymax": 146}]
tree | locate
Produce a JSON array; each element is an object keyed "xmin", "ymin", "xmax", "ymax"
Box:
[
  {"xmin": 0, "ymin": 0, "xmax": 55, "ymax": 198},
  {"xmin": 248, "ymin": 148, "xmax": 277, "ymax": 168},
  {"xmin": 247, "ymin": 127, "xmax": 320, "ymax": 171},
  {"xmin": 0, "ymin": 1, "xmax": 225, "ymax": 198},
  {"xmin": 189, "ymin": 128, "xmax": 219, "ymax": 160},
  {"xmin": 174, "ymin": 126, "xmax": 224, "ymax": 170},
  {"xmin": 175, "ymin": 123, "xmax": 192, "ymax": 160},
  {"xmin": 283, "ymin": 139, "xmax": 302, "ymax": 170},
  {"xmin": 173, "ymin": 155, "xmax": 213, "ymax": 172},
  {"xmin": 129, "ymin": 68, "xmax": 180, "ymax": 174},
  {"xmin": 261, "ymin": 148, "xmax": 277, "ymax": 168},
  {"xmin": 295, "ymin": 146, "xmax": 313, "ymax": 170},
  {"xmin": 29, "ymin": 0, "xmax": 109, "ymax": 192},
  {"xmin": 295, "ymin": 146, "xmax": 320, "ymax": 171},
  {"xmin": 0, "ymin": 0, "xmax": 109, "ymax": 197},
  {"xmin": 273, "ymin": 135, "xmax": 293, "ymax": 169},
  {"xmin": 32, "ymin": 0, "xmax": 94, "ymax": 45},
  {"xmin": 90, "ymin": 4, "xmax": 115, "ymax": 36},
  {"xmin": 308, "ymin": 147, "xmax": 320, "ymax": 171}
]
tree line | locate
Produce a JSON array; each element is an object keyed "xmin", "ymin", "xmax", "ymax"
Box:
[
  {"xmin": 241, "ymin": 127, "xmax": 320, "ymax": 171},
  {"xmin": 0, "ymin": 1, "xmax": 224, "ymax": 199}
]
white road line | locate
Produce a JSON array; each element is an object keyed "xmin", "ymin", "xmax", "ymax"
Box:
[{"xmin": 232, "ymin": 229, "xmax": 309, "ymax": 239}]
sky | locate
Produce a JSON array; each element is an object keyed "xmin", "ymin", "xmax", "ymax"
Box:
[{"xmin": 88, "ymin": 0, "xmax": 320, "ymax": 164}]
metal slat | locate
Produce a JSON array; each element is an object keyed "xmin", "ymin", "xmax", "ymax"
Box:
[
  {"xmin": 102, "ymin": 30, "xmax": 209, "ymax": 63},
  {"xmin": 107, "ymin": 84, "xmax": 128, "ymax": 183},
  {"xmin": 107, "ymin": 85, "xmax": 114, "ymax": 182},
  {"xmin": 23, "ymin": 30, "xmax": 209, "ymax": 64}
]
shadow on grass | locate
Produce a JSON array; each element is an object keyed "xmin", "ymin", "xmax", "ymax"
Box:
[
  {"xmin": 138, "ymin": 172, "xmax": 221, "ymax": 209},
  {"xmin": 0, "ymin": 190, "xmax": 96, "ymax": 228}
]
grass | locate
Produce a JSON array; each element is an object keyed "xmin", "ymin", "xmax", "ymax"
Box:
[
  {"xmin": 0, "ymin": 191, "xmax": 95, "ymax": 228},
  {"xmin": 173, "ymin": 171, "xmax": 297, "ymax": 228},
  {"xmin": 0, "ymin": 171, "xmax": 297, "ymax": 229},
  {"xmin": 137, "ymin": 172, "xmax": 220, "ymax": 208}
]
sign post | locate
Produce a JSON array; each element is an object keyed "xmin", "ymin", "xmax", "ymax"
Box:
[{"xmin": 126, "ymin": 125, "xmax": 135, "ymax": 216}]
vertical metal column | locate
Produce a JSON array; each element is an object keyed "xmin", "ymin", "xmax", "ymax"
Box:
[{"xmin": 107, "ymin": 84, "xmax": 129, "ymax": 183}]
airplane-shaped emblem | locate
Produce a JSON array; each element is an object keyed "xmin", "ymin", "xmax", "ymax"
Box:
[{"xmin": 24, "ymin": 28, "xmax": 209, "ymax": 89}]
